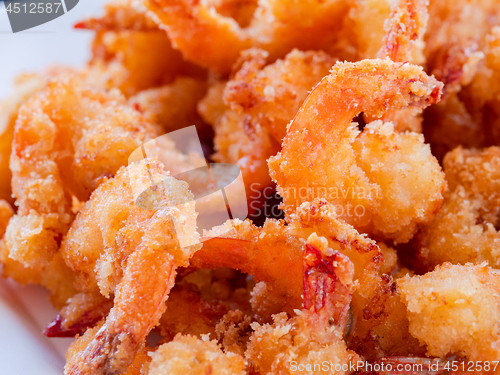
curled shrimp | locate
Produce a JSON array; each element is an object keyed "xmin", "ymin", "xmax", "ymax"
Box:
[
  {"xmin": 245, "ymin": 233, "xmax": 360, "ymax": 374},
  {"xmin": 5, "ymin": 73, "xmax": 159, "ymax": 270},
  {"xmin": 191, "ymin": 219, "xmax": 305, "ymax": 316},
  {"xmin": 269, "ymin": 58, "xmax": 445, "ymax": 243},
  {"xmin": 192, "ymin": 199, "xmax": 386, "ymax": 321},
  {"xmin": 63, "ymin": 159, "xmax": 200, "ymax": 375},
  {"xmin": 144, "ymin": 0, "xmax": 351, "ymax": 74}
]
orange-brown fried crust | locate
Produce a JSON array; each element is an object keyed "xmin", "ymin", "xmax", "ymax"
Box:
[{"xmin": 269, "ymin": 59, "xmax": 444, "ymax": 244}]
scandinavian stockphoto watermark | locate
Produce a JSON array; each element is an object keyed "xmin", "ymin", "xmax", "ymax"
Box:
[
  {"xmin": 128, "ymin": 126, "xmax": 248, "ymax": 248},
  {"xmin": 2, "ymin": 0, "xmax": 79, "ymax": 32}
]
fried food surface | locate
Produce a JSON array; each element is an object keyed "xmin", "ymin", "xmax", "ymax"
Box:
[
  {"xmin": 89, "ymin": 30, "xmax": 202, "ymax": 97},
  {"xmin": 64, "ymin": 159, "xmax": 200, "ymax": 374},
  {"xmin": 376, "ymin": 0, "xmax": 429, "ymax": 64},
  {"xmin": 75, "ymin": 0, "xmax": 158, "ymax": 31},
  {"xmin": 415, "ymin": 147, "xmax": 500, "ymax": 270},
  {"xmin": 129, "ymin": 77, "xmax": 208, "ymax": 135},
  {"xmin": 398, "ymin": 262, "xmax": 500, "ymax": 361},
  {"xmin": 246, "ymin": 233, "xmax": 360, "ymax": 374},
  {"xmin": 5, "ymin": 73, "xmax": 159, "ymax": 272},
  {"xmin": 424, "ymin": 23, "xmax": 500, "ymax": 160},
  {"xmin": 4, "ymin": 0, "xmax": 500, "ymax": 372},
  {"xmin": 148, "ymin": 335, "xmax": 246, "ymax": 375},
  {"xmin": 213, "ymin": 48, "xmax": 335, "ymax": 192},
  {"xmin": 0, "ymin": 74, "xmax": 47, "ymax": 204},
  {"xmin": 269, "ymin": 59, "xmax": 445, "ymax": 244},
  {"xmin": 145, "ymin": 0, "xmax": 350, "ymax": 74}
]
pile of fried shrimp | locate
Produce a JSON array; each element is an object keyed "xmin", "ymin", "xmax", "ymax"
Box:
[{"xmin": 2, "ymin": 0, "xmax": 500, "ymax": 374}]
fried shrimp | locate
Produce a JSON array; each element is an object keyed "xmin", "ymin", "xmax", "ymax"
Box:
[
  {"xmin": 44, "ymin": 292, "xmax": 113, "ymax": 338},
  {"xmin": 147, "ymin": 335, "xmax": 246, "ymax": 375},
  {"xmin": 245, "ymin": 233, "xmax": 360, "ymax": 374},
  {"xmin": 290, "ymin": 199, "xmax": 424, "ymax": 358},
  {"xmin": 415, "ymin": 147, "xmax": 500, "ymax": 270},
  {"xmin": 223, "ymin": 49, "xmax": 336, "ymax": 144},
  {"xmin": 128, "ymin": 77, "xmax": 207, "ymax": 135},
  {"xmin": 376, "ymin": 0, "xmax": 429, "ymax": 64},
  {"xmin": 191, "ymin": 219, "xmax": 304, "ymax": 316},
  {"xmin": 4, "ymin": 73, "xmax": 159, "ymax": 273},
  {"xmin": 423, "ymin": 14, "xmax": 500, "ymax": 159},
  {"xmin": 366, "ymin": 0, "xmax": 430, "ymax": 133},
  {"xmin": 398, "ymin": 262, "xmax": 500, "ymax": 361},
  {"xmin": 64, "ymin": 159, "xmax": 200, "ymax": 375},
  {"xmin": 269, "ymin": 59, "xmax": 445, "ymax": 244},
  {"xmin": 78, "ymin": 0, "xmax": 205, "ymax": 97},
  {"xmin": 144, "ymin": 0, "xmax": 350, "ymax": 74},
  {"xmin": 213, "ymin": 48, "xmax": 335, "ymax": 191},
  {"xmin": 0, "ymin": 74, "xmax": 47, "ymax": 204}
]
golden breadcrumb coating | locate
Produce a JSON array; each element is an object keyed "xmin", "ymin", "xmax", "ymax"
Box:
[
  {"xmin": 64, "ymin": 159, "xmax": 200, "ymax": 374},
  {"xmin": 5, "ymin": 73, "xmax": 159, "ymax": 271},
  {"xmin": 144, "ymin": 0, "xmax": 351, "ymax": 74},
  {"xmin": 0, "ymin": 74, "xmax": 46, "ymax": 204},
  {"xmin": 215, "ymin": 309, "xmax": 252, "ymax": 357},
  {"xmin": 365, "ymin": 0, "xmax": 430, "ymax": 133},
  {"xmin": 247, "ymin": 312, "xmax": 360, "ymax": 375},
  {"xmin": 147, "ymin": 335, "xmax": 246, "ymax": 375},
  {"xmin": 246, "ymin": 233, "xmax": 359, "ymax": 374},
  {"xmin": 129, "ymin": 77, "xmax": 207, "ymax": 135},
  {"xmin": 78, "ymin": 0, "xmax": 205, "ymax": 97},
  {"xmin": 424, "ymin": 23, "xmax": 500, "ymax": 160},
  {"xmin": 376, "ymin": 0, "xmax": 428, "ymax": 64},
  {"xmin": 398, "ymin": 262, "xmax": 500, "ymax": 361},
  {"xmin": 213, "ymin": 48, "xmax": 335, "ymax": 191},
  {"xmin": 290, "ymin": 199, "xmax": 424, "ymax": 359},
  {"xmin": 269, "ymin": 59, "xmax": 445, "ymax": 244},
  {"xmin": 415, "ymin": 146, "xmax": 500, "ymax": 270},
  {"xmin": 88, "ymin": 30, "xmax": 203, "ymax": 97},
  {"xmin": 75, "ymin": 0, "xmax": 158, "ymax": 31}
]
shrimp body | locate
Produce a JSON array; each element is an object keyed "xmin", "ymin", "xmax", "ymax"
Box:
[
  {"xmin": 245, "ymin": 233, "xmax": 359, "ymax": 375},
  {"xmin": 64, "ymin": 159, "xmax": 200, "ymax": 375},
  {"xmin": 269, "ymin": 59, "xmax": 444, "ymax": 243}
]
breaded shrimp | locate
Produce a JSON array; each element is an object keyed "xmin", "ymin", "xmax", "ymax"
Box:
[
  {"xmin": 245, "ymin": 233, "xmax": 360, "ymax": 374},
  {"xmin": 423, "ymin": 15, "xmax": 500, "ymax": 160},
  {"xmin": 269, "ymin": 59, "xmax": 445, "ymax": 244},
  {"xmin": 193, "ymin": 198, "xmax": 398, "ymax": 328},
  {"xmin": 376, "ymin": 0, "xmax": 429, "ymax": 64},
  {"xmin": 75, "ymin": 0, "xmax": 158, "ymax": 31},
  {"xmin": 213, "ymin": 48, "xmax": 335, "ymax": 192},
  {"xmin": 144, "ymin": 0, "xmax": 351, "ymax": 74},
  {"xmin": 398, "ymin": 262, "xmax": 500, "ymax": 361},
  {"xmin": 415, "ymin": 146, "xmax": 500, "ymax": 270},
  {"xmin": 5, "ymin": 73, "xmax": 159, "ymax": 270},
  {"xmin": 128, "ymin": 77, "xmax": 208, "ymax": 135},
  {"xmin": 87, "ymin": 30, "xmax": 203, "ymax": 97},
  {"xmin": 78, "ymin": 0, "xmax": 205, "ymax": 97},
  {"xmin": 64, "ymin": 159, "xmax": 200, "ymax": 374},
  {"xmin": 191, "ymin": 218, "xmax": 304, "ymax": 316},
  {"xmin": 290, "ymin": 199, "xmax": 424, "ymax": 359},
  {"xmin": 223, "ymin": 49, "xmax": 336, "ymax": 143},
  {"xmin": 367, "ymin": 0, "xmax": 430, "ymax": 133},
  {"xmin": 0, "ymin": 74, "xmax": 47, "ymax": 204},
  {"xmin": 147, "ymin": 335, "xmax": 246, "ymax": 375},
  {"xmin": 43, "ymin": 292, "xmax": 113, "ymax": 338}
]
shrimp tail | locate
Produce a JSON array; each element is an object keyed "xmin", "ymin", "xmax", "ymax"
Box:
[{"xmin": 303, "ymin": 234, "xmax": 354, "ymax": 330}]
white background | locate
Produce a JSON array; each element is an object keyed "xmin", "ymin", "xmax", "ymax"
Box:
[
  {"xmin": 0, "ymin": 1, "xmax": 108, "ymax": 374},
  {"xmin": 0, "ymin": 0, "xmax": 107, "ymax": 98}
]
